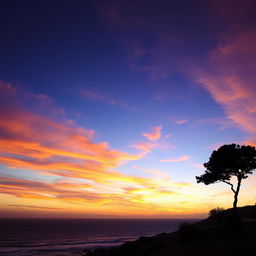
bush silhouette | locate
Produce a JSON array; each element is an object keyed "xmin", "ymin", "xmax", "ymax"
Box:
[
  {"xmin": 208, "ymin": 207, "xmax": 225, "ymax": 226},
  {"xmin": 209, "ymin": 207, "xmax": 225, "ymax": 217}
]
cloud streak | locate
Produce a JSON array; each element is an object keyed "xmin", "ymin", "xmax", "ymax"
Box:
[
  {"xmin": 161, "ymin": 155, "xmax": 191, "ymax": 162},
  {"xmin": 176, "ymin": 120, "xmax": 188, "ymax": 125},
  {"xmin": 80, "ymin": 89, "xmax": 138, "ymax": 111},
  {"xmin": 191, "ymin": 30, "xmax": 256, "ymax": 145},
  {"xmin": 0, "ymin": 82, "xmax": 200, "ymax": 216},
  {"xmin": 132, "ymin": 165, "xmax": 171, "ymax": 179},
  {"xmin": 0, "ymin": 82, "xmax": 154, "ymax": 187}
]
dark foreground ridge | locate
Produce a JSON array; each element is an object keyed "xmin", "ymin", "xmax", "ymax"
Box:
[{"xmin": 84, "ymin": 205, "xmax": 256, "ymax": 256}]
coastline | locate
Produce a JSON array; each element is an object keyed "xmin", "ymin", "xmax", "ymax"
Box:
[{"xmin": 85, "ymin": 205, "xmax": 256, "ymax": 256}]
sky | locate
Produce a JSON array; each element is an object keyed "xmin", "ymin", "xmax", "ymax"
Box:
[{"xmin": 1, "ymin": 0, "xmax": 256, "ymax": 218}]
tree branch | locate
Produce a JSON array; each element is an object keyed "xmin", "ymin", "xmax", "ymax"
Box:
[{"xmin": 222, "ymin": 180, "xmax": 236, "ymax": 193}]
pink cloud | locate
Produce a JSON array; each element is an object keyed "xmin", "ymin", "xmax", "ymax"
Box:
[
  {"xmin": 142, "ymin": 126, "xmax": 162, "ymax": 141},
  {"xmin": 161, "ymin": 155, "xmax": 191, "ymax": 162},
  {"xmin": 191, "ymin": 30, "xmax": 256, "ymax": 144},
  {"xmin": 176, "ymin": 120, "xmax": 188, "ymax": 125},
  {"xmin": 131, "ymin": 142, "xmax": 157, "ymax": 153}
]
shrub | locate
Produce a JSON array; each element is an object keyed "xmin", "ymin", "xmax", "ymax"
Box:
[{"xmin": 209, "ymin": 207, "xmax": 225, "ymax": 217}]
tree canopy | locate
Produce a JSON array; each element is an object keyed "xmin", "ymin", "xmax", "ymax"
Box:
[{"xmin": 196, "ymin": 144, "xmax": 256, "ymax": 210}]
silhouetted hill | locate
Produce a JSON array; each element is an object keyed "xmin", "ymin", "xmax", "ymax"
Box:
[
  {"xmin": 84, "ymin": 205, "xmax": 256, "ymax": 256},
  {"xmin": 194, "ymin": 205, "xmax": 256, "ymax": 229}
]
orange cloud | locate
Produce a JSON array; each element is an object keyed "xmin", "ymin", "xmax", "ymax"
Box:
[
  {"xmin": 142, "ymin": 126, "xmax": 162, "ymax": 141},
  {"xmin": 0, "ymin": 173, "xmax": 199, "ymax": 217},
  {"xmin": 0, "ymin": 82, "xmax": 228, "ymax": 217},
  {"xmin": 2, "ymin": 82, "xmax": 199, "ymax": 215},
  {"xmin": 0, "ymin": 82, "xmax": 152, "ymax": 185},
  {"xmin": 0, "ymin": 177, "xmax": 103, "ymax": 202},
  {"xmin": 161, "ymin": 155, "xmax": 191, "ymax": 162},
  {"xmin": 8, "ymin": 205, "xmax": 62, "ymax": 211}
]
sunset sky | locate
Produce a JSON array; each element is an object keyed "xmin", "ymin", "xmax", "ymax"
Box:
[{"xmin": 1, "ymin": 0, "xmax": 256, "ymax": 218}]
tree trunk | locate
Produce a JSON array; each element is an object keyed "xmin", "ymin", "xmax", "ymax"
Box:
[{"xmin": 233, "ymin": 177, "xmax": 242, "ymax": 215}]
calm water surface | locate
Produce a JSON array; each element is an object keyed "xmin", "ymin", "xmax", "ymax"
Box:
[{"xmin": 0, "ymin": 218, "xmax": 199, "ymax": 256}]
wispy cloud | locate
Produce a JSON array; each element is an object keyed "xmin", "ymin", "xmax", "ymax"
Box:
[
  {"xmin": 131, "ymin": 142, "xmax": 157, "ymax": 153},
  {"xmin": 0, "ymin": 82, "xmax": 201, "ymax": 216},
  {"xmin": 191, "ymin": 30, "xmax": 256, "ymax": 145},
  {"xmin": 142, "ymin": 126, "xmax": 162, "ymax": 141},
  {"xmin": 0, "ymin": 177, "xmax": 108, "ymax": 202},
  {"xmin": 98, "ymin": 0, "xmax": 256, "ymax": 146},
  {"xmin": 0, "ymin": 173, "xmax": 198, "ymax": 216},
  {"xmin": 188, "ymin": 163, "xmax": 204, "ymax": 169},
  {"xmin": 80, "ymin": 89, "xmax": 138, "ymax": 111},
  {"xmin": 97, "ymin": 0, "xmax": 190, "ymax": 81},
  {"xmin": 161, "ymin": 155, "xmax": 191, "ymax": 162},
  {"xmin": 8, "ymin": 204, "xmax": 62, "ymax": 211},
  {"xmin": 132, "ymin": 165, "xmax": 171, "ymax": 179},
  {"xmin": 81, "ymin": 89, "xmax": 115, "ymax": 104},
  {"xmin": 194, "ymin": 117, "xmax": 235, "ymax": 131},
  {"xmin": 175, "ymin": 120, "xmax": 188, "ymax": 125},
  {"xmin": 0, "ymin": 82, "xmax": 150, "ymax": 183}
]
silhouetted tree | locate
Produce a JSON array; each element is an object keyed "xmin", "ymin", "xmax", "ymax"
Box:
[{"xmin": 196, "ymin": 144, "xmax": 256, "ymax": 212}]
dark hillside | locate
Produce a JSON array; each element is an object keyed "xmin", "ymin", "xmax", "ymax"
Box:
[{"xmin": 85, "ymin": 205, "xmax": 256, "ymax": 256}]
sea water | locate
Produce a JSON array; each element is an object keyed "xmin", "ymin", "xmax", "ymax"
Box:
[{"xmin": 0, "ymin": 218, "xmax": 198, "ymax": 256}]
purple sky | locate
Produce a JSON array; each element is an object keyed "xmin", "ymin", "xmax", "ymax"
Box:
[{"xmin": 0, "ymin": 0, "xmax": 256, "ymax": 218}]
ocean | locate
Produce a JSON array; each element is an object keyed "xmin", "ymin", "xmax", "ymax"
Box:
[{"xmin": 0, "ymin": 218, "xmax": 198, "ymax": 256}]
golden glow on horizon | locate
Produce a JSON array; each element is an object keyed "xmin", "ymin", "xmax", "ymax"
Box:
[{"xmin": 1, "ymin": 81, "xmax": 256, "ymax": 218}]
